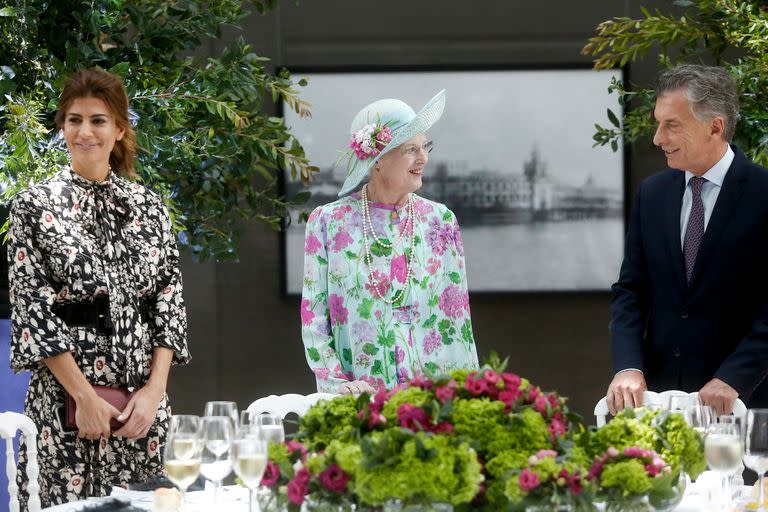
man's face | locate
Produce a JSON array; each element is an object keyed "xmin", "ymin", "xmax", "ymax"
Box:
[{"xmin": 652, "ymin": 88, "xmax": 724, "ymax": 174}]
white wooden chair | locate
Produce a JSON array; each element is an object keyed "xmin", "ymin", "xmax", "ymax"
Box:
[
  {"xmin": 246, "ymin": 393, "xmax": 337, "ymax": 422},
  {"xmin": 0, "ymin": 412, "xmax": 40, "ymax": 512},
  {"xmin": 594, "ymin": 390, "xmax": 747, "ymax": 427}
]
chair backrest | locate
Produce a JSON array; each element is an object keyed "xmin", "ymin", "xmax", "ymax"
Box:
[
  {"xmin": 0, "ymin": 412, "xmax": 39, "ymax": 512},
  {"xmin": 246, "ymin": 393, "xmax": 337, "ymax": 421},
  {"xmin": 593, "ymin": 390, "xmax": 747, "ymax": 427}
]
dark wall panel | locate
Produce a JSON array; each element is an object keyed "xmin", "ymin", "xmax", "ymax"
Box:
[{"xmin": 166, "ymin": 0, "xmax": 682, "ymax": 420}]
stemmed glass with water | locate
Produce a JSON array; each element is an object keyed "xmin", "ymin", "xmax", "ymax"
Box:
[
  {"xmin": 199, "ymin": 416, "xmax": 234, "ymax": 504},
  {"xmin": 705, "ymin": 421, "xmax": 743, "ymax": 509},
  {"xmin": 744, "ymin": 409, "xmax": 768, "ymax": 511},
  {"xmin": 164, "ymin": 415, "xmax": 203, "ymax": 510}
]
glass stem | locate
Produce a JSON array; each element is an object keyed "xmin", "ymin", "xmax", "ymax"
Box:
[
  {"xmin": 760, "ymin": 473, "xmax": 766, "ymax": 511},
  {"xmin": 249, "ymin": 487, "xmax": 255, "ymax": 512},
  {"xmin": 213, "ymin": 479, "xmax": 221, "ymax": 504},
  {"xmin": 180, "ymin": 488, "xmax": 187, "ymax": 512},
  {"xmin": 722, "ymin": 472, "xmax": 731, "ymax": 507}
]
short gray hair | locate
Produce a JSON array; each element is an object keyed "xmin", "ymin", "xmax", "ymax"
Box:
[{"xmin": 656, "ymin": 64, "xmax": 739, "ymax": 142}]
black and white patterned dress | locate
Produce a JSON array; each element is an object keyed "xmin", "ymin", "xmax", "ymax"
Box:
[{"xmin": 8, "ymin": 166, "xmax": 190, "ymax": 508}]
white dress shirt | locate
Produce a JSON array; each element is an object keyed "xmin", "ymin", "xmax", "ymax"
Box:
[{"xmin": 679, "ymin": 145, "xmax": 734, "ymax": 248}]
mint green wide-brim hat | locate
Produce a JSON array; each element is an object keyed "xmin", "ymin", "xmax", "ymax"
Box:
[{"xmin": 337, "ymin": 89, "xmax": 446, "ymax": 197}]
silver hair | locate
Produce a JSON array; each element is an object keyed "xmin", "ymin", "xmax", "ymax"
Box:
[{"xmin": 656, "ymin": 64, "xmax": 739, "ymax": 142}]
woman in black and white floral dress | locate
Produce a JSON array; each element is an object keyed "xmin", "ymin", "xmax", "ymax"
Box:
[{"xmin": 9, "ymin": 68, "xmax": 189, "ymax": 508}]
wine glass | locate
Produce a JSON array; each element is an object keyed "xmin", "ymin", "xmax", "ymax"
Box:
[
  {"xmin": 164, "ymin": 415, "xmax": 202, "ymax": 509},
  {"xmin": 232, "ymin": 428, "xmax": 269, "ymax": 512},
  {"xmin": 705, "ymin": 422, "xmax": 743, "ymax": 508},
  {"xmin": 745, "ymin": 409, "xmax": 768, "ymax": 511},
  {"xmin": 684, "ymin": 405, "xmax": 716, "ymax": 436},
  {"xmin": 667, "ymin": 394, "xmax": 700, "ymax": 412},
  {"xmin": 256, "ymin": 414, "xmax": 285, "ymax": 444},
  {"xmin": 199, "ymin": 416, "xmax": 233, "ymax": 504},
  {"xmin": 204, "ymin": 401, "xmax": 239, "ymax": 428}
]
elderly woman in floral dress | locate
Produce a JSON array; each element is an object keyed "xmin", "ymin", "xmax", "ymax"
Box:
[{"xmin": 301, "ymin": 90, "xmax": 478, "ymax": 394}]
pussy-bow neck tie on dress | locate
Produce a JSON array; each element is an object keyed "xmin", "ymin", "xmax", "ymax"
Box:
[{"xmin": 71, "ymin": 170, "xmax": 146, "ymax": 389}]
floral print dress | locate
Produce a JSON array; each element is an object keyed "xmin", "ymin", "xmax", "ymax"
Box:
[
  {"xmin": 8, "ymin": 166, "xmax": 189, "ymax": 508},
  {"xmin": 301, "ymin": 192, "xmax": 478, "ymax": 392}
]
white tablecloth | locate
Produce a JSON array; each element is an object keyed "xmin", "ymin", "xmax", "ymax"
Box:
[{"xmin": 39, "ymin": 482, "xmax": 756, "ymax": 512}]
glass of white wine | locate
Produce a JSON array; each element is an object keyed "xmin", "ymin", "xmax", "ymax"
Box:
[
  {"xmin": 232, "ymin": 429, "xmax": 268, "ymax": 512},
  {"xmin": 199, "ymin": 416, "xmax": 233, "ymax": 504},
  {"xmin": 705, "ymin": 421, "xmax": 743, "ymax": 509},
  {"xmin": 745, "ymin": 409, "xmax": 768, "ymax": 511},
  {"xmin": 256, "ymin": 414, "xmax": 285, "ymax": 445},
  {"xmin": 164, "ymin": 415, "xmax": 203, "ymax": 509}
]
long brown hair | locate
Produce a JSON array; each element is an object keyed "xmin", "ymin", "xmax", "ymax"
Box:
[{"xmin": 55, "ymin": 68, "xmax": 137, "ymax": 179}]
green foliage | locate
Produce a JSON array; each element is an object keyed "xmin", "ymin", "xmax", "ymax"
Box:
[
  {"xmin": 297, "ymin": 394, "xmax": 361, "ymax": 450},
  {"xmin": 354, "ymin": 429, "xmax": 483, "ymax": 506},
  {"xmin": 0, "ymin": 0, "xmax": 318, "ymax": 260},
  {"xmin": 583, "ymin": 0, "xmax": 768, "ymax": 166}
]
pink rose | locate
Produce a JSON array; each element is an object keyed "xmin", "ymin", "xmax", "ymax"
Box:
[
  {"xmin": 318, "ymin": 463, "xmax": 350, "ymax": 494},
  {"xmin": 287, "ymin": 467, "xmax": 311, "ymax": 504},
  {"xmin": 534, "ymin": 394, "xmax": 548, "ymax": 414},
  {"xmin": 397, "ymin": 403, "xmax": 429, "ymax": 431},
  {"xmin": 519, "ymin": 468, "xmax": 540, "ymax": 492},
  {"xmin": 286, "ymin": 441, "xmax": 308, "ymax": 459},
  {"xmin": 261, "ymin": 461, "xmax": 280, "ymax": 487},
  {"xmin": 435, "ymin": 381, "xmax": 457, "ymax": 403},
  {"xmin": 501, "ymin": 372, "xmax": 521, "ymax": 390}
]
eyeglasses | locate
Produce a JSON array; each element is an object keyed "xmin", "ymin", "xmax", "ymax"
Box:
[{"xmin": 399, "ymin": 140, "xmax": 434, "ymax": 158}]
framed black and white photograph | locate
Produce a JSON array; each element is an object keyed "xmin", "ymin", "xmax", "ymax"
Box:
[{"xmin": 282, "ymin": 67, "xmax": 625, "ymax": 294}]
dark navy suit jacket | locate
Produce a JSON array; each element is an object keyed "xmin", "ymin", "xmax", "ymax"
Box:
[{"xmin": 611, "ymin": 147, "xmax": 768, "ymax": 406}]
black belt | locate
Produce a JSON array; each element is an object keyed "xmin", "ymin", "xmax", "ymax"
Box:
[{"xmin": 51, "ymin": 297, "xmax": 153, "ymax": 336}]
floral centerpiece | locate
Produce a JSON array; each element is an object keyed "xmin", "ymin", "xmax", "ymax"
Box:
[{"xmin": 259, "ymin": 357, "xmax": 706, "ymax": 511}]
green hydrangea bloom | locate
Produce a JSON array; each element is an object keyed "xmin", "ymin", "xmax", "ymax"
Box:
[
  {"xmin": 451, "ymin": 398, "xmax": 509, "ymax": 452},
  {"xmin": 647, "ymin": 412, "xmax": 707, "ymax": 479},
  {"xmin": 327, "ymin": 440, "xmax": 362, "ymax": 475},
  {"xmin": 354, "ymin": 431, "xmax": 482, "ymax": 506},
  {"xmin": 268, "ymin": 443, "xmax": 290, "ymax": 465},
  {"xmin": 304, "ymin": 452, "xmax": 328, "ymax": 474},
  {"xmin": 381, "ymin": 387, "xmax": 433, "ymax": 424},
  {"xmin": 299, "ymin": 395, "xmax": 360, "ymax": 450},
  {"xmin": 500, "ymin": 408, "xmax": 552, "ymax": 455},
  {"xmin": 485, "ymin": 450, "xmax": 530, "ymax": 479},
  {"xmin": 600, "ymin": 460, "xmax": 652, "ymax": 496},
  {"xmin": 587, "ymin": 411, "xmax": 655, "ymax": 455}
]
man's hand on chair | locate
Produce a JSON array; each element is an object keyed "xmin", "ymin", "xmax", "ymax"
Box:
[
  {"xmin": 606, "ymin": 370, "xmax": 647, "ymax": 415},
  {"xmin": 699, "ymin": 378, "xmax": 738, "ymax": 416}
]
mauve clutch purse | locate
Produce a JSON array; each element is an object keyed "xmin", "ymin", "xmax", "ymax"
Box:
[{"xmin": 65, "ymin": 385, "xmax": 134, "ymax": 431}]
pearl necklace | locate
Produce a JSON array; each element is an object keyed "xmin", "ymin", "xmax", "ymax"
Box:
[
  {"xmin": 361, "ymin": 184, "xmax": 412, "ymax": 247},
  {"xmin": 360, "ymin": 185, "xmax": 416, "ymax": 305}
]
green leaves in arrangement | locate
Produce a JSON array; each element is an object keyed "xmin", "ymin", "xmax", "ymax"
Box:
[
  {"xmin": 583, "ymin": 0, "xmax": 768, "ymax": 167},
  {"xmin": 0, "ymin": 0, "xmax": 318, "ymax": 261}
]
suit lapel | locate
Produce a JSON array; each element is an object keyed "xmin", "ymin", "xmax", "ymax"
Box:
[
  {"xmin": 688, "ymin": 151, "xmax": 749, "ymax": 287},
  {"xmin": 665, "ymin": 172, "xmax": 687, "ymax": 289}
]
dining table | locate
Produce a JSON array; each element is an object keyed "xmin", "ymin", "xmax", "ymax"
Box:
[{"xmin": 39, "ymin": 474, "xmax": 759, "ymax": 512}]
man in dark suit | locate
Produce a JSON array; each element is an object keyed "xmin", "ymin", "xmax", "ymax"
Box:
[{"xmin": 607, "ymin": 64, "xmax": 768, "ymax": 416}]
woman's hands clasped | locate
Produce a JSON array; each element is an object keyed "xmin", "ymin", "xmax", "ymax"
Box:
[
  {"xmin": 113, "ymin": 384, "xmax": 165, "ymax": 440},
  {"xmin": 338, "ymin": 380, "xmax": 377, "ymax": 396},
  {"xmin": 75, "ymin": 392, "xmax": 122, "ymax": 440}
]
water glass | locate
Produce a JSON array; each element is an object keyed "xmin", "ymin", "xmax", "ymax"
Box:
[
  {"xmin": 705, "ymin": 422, "xmax": 743, "ymax": 508},
  {"xmin": 164, "ymin": 415, "xmax": 202, "ymax": 508},
  {"xmin": 684, "ymin": 405, "xmax": 716, "ymax": 436},
  {"xmin": 667, "ymin": 394, "xmax": 700, "ymax": 412},
  {"xmin": 256, "ymin": 414, "xmax": 285, "ymax": 444},
  {"xmin": 204, "ymin": 401, "xmax": 239, "ymax": 428},
  {"xmin": 199, "ymin": 416, "xmax": 233, "ymax": 504},
  {"xmin": 745, "ymin": 409, "xmax": 768, "ymax": 511},
  {"xmin": 232, "ymin": 429, "xmax": 269, "ymax": 512}
]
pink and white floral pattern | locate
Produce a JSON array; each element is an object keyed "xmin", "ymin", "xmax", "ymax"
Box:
[{"xmin": 300, "ymin": 192, "xmax": 478, "ymax": 392}]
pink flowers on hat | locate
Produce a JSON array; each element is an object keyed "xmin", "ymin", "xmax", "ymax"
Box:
[{"xmin": 349, "ymin": 123, "xmax": 393, "ymax": 160}]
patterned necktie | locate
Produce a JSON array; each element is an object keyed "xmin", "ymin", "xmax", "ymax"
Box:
[{"xmin": 683, "ymin": 176, "xmax": 707, "ymax": 283}]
